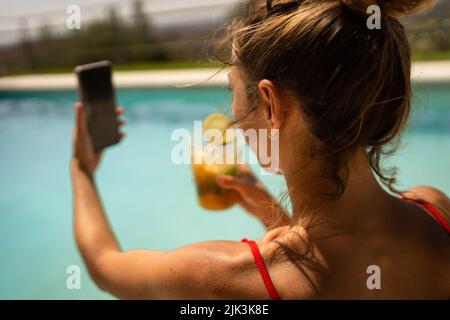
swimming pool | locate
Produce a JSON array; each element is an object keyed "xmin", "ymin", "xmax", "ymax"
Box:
[{"xmin": 0, "ymin": 84, "xmax": 449, "ymax": 299}]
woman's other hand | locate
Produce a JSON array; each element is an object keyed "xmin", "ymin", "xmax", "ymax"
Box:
[{"xmin": 217, "ymin": 165, "xmax": 290, "ymax": 229}]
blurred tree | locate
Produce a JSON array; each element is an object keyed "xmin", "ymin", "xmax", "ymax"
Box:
[
  {"xmin": 132, "ymin": 0, "xmax": 154, "ymax": 43},
  {"xmin": 38, "ymin": 22, "xmax": 53, "ymax": 43},
  {"xmin": 18, "ymin": 17, "xmax": 37, "ymax": 70},
  {"xmin": 403, "ymin": 0, "xmax": 450, "ymax": 58},
  {"xmin": 129, "ymin": 0, "xmax": 169, "ymax": 61},
  {"xmin": 36, "ymin": 21, "xmax": 55, "ymax": 69},
  {"xmin": 108, "ymin": 6, "xmax": 129, "ymax": 63}
]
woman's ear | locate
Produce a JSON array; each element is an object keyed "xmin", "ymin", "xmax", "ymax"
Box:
[{"xmin": 258, "ymin": 79, "xmax": 284, "ymax": 130}]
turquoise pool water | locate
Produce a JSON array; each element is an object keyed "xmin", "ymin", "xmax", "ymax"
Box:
[{"xmin": 0, "ymin": 84, "xmax": 449, "ymax": 299}]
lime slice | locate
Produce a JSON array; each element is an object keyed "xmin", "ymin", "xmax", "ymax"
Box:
[
  {"xmin": 203, "ymin": 113, "xmax": 231, "ymax": 133},
  {"xmin": 203, "ymin": 113, "xmax": 235, "ymax": 144}
]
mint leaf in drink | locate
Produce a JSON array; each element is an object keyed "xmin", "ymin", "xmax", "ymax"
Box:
[{"xmin": 224, "ymin": 166, "xmax": 238, "ymax": 177}]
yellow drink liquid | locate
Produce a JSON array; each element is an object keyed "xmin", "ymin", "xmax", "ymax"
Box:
[{"xmin": 192, "ymin": 157, "xmax": 238, "ymax": 211}]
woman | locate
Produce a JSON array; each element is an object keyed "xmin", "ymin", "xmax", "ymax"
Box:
[{"xmin": 71, "ymin": 0, "xmax": 450, "ymax": 299}]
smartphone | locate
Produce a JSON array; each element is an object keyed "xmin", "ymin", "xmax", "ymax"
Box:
[{"xmin": 75, "ymin": 61, "xmax": 120, "ymax": 151}]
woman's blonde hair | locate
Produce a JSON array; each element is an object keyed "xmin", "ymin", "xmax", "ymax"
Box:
[{"xmin": 222, "ymin": 0, "xmax": 436, "ymax": 199}]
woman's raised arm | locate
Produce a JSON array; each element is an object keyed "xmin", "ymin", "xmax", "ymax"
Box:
[{"xmin": 70, "ymin": 102, "xmax": 319, "ymax": 300}]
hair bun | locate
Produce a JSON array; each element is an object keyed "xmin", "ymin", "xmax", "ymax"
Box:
[{"xmin": 341, "ymin": 0, "xmax": 437, "ymax": 17}]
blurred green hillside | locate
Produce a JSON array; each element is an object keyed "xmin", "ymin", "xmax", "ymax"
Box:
[
  {"xmin": 0, "ymin": 0, "xmax": 449, "ymax": 76},
  {"xmin": 402, "ymin": 0, "xmax": 450, "ymax": 61}
]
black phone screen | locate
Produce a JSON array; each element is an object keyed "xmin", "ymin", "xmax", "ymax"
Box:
[{"xmin": 75, "ymin": 61, "xmax": 120, "ymax": 151}]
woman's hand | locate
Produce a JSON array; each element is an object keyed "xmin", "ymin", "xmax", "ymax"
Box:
[
  {"xmin": 217, "ymin": 165, "xmax": 290, "ymax": 229},
  {"xmin": 72, "ymin": 102, "xmax": 125, "ymax": 176}
]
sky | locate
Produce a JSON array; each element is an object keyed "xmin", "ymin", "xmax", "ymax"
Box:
[
  {"xmin": 0, "ymin": 0, "xmax": 239, "ymax": 16},
  {"xmin": 0, "ymin": 0, "xmax": 242, "ymax": 45}
]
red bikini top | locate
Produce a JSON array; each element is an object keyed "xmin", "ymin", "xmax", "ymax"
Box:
[
  {"xmin": 241, "ymin": 198, "xmax": 449, "ymax": 300},
  {"xmin": 402, "ymin": 197, "xmax": 450, "ymax": 234},
  {"xmin": 240, "ymin": 238, "xmax": 281, "ymax": 300}
]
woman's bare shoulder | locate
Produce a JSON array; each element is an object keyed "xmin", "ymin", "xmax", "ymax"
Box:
[
  {"xmin": 403, "ymin": 185, "xmax": 450, "ymax": 212},
  {"xmin": 397, "ymin": 186, "xmax": 450, "ymax": 295},
  {"xmin": 176, "ymin": 233, "xmax": 320, "ymax": 299},
  {"xmin": 254, "ymin": 225, "xmax": 327, "ymax": 299},
  {"xmin": 402, "ymin": 185, "xmax": 450, "ymax": 225}
]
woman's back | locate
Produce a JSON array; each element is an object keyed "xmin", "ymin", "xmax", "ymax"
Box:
[{"xmin": 271, "ymin": 194, "xmax": 450, "ymax": 299}]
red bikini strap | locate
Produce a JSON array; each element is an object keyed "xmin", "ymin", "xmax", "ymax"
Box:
[
  {"xmin": 403, "ymin": 197, "xmax": 450, "ymax": 234},
  {"xmin": 241, "ymin": 238, "xmax": 281, "ymax": 300}
]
